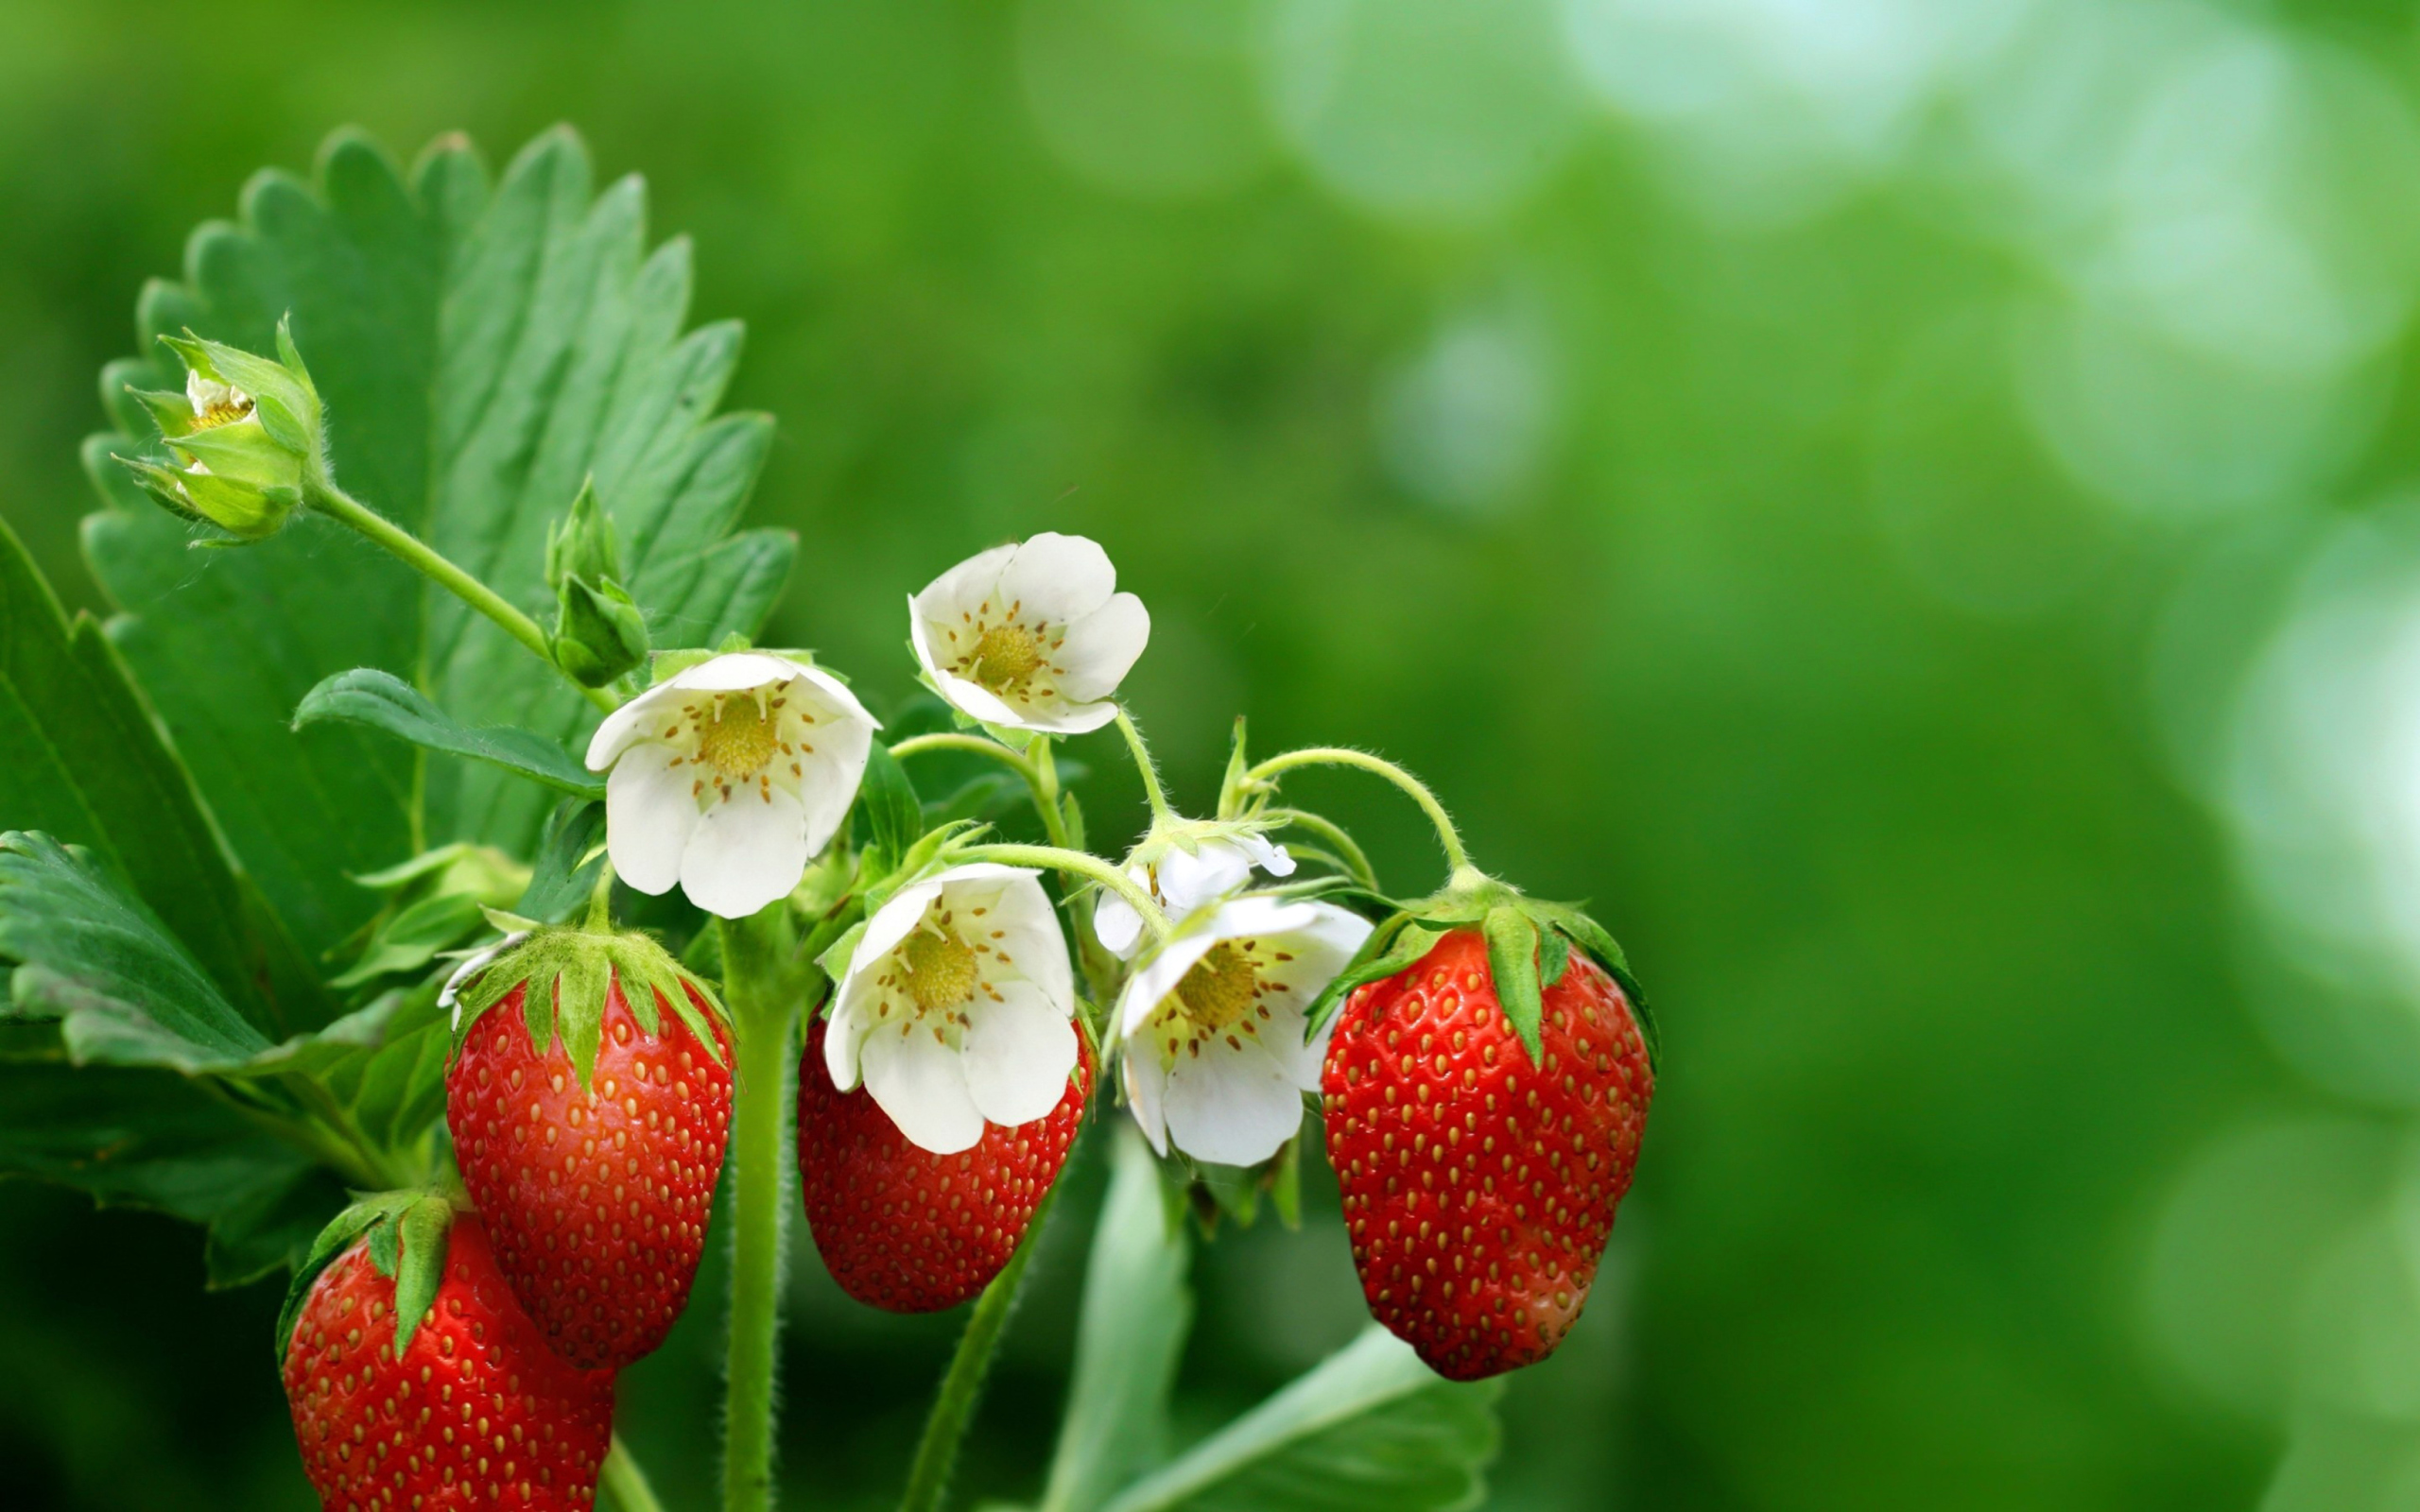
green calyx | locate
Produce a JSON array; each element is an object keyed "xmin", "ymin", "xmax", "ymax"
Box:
[
  {"xmin": 117, "ymin": 318, "xmax": 325, "ymax": 544},
  {"xmin": 450, "ymin": 923, "xmax": 730, "ymax": 1091},
  {"xmin": 545, "ymin": 478, "xmax": 650, "ymax": 686},
  {"xmin": 275, "ymin": 1190, "xmax": 456, "ymax": 1366},
  {"xmin": 1303, "ymin": 869, "xmax": 1659, "ymax": 1074}
]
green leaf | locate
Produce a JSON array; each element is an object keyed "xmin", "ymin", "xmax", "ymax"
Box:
[
  {"xmin": 0, "ymin": 832, "xmax": 271, "ymax": 1071},
  {"xmin": 294, "ymin": 667, "xmax": 605, "ymax": 799},
  {"xmin": 0, "ymin": 1023, "xmax": 328, "ymax": 1278},
  {"xmin": 1482, "ymin": 906, "xmax": 1544, "ymax": 1067},
  {"xmin": 202, "ymin": 1163, "xmax": 352, "ymax": 1289},
  {"xmin": 1042, "ymin": 1128, "xmax": 1196, "ymax": 1512},
  {"xmin": 0, "ymin": 516, "xmax": 326, "ymax": 1036},
  {"xmin": 857, "ymin": 740, "xmax": 925, "ymax": 870},
  {"xmin": 328, "ymin": 889, "xmax": 487, "ymax": 988},
  {"xmin": 1098, "ymin": 1329, "xmax": 1501, "ymax": 1512},
  {"xmin": 84, "ymin": 127, "xmax": 788, "ymax": 968},
  {"xmin": 516, "ymin": 799, "xmax": 605, "ymax": 922}
]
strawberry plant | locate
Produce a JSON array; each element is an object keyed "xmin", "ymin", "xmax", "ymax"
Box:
[{"xmin": 0, "ymin": 127, "xmax": 1657, "ymax": 1511}]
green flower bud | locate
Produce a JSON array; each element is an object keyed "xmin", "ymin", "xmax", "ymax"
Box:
[
  {"xmin": 553, "ymin": 575, "xmax": 651, "ymax": 687},
  {"xmin": 544, "ymin": 478, "xmax": 623, "ymax": 594},
  {"xmin": 115, "ymin": 318, "xmax": 325, "ymax": 544}
]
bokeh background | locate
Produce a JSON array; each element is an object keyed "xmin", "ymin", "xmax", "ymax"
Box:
[{"xmin": 6, "ymin": 0, "xmax": 2420, "ymax": 1506}]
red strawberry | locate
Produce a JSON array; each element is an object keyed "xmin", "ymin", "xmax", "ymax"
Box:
[
  {"xmin": 797, "ymin": 1017, "xmax": 1092, "ymax": 1312},
  {"xmin": 282, "ymin": 1211, "xmax": 615, "ymax": 1511},
  {"xmin": 447, "ymin": 935, "xmax": 734, "ymax": 1370},
  {"xmin": 1322, "ymin": 927, "xmax": 1652, "ymax": 1381}
]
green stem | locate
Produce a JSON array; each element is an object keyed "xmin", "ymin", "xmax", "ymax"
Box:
[
  {"xmin": 955, "ymin": 843, "xmax": 1168, "ymax": 936},
  {"xmin": 602, "ymin": 1435, "xmax": 666, "ymax": 1512},
  {"xmin": 718, "ymin": 905, "xmax": 811, "ymax": 1512},
  {"xmin": 302, "ymin": 478, "xmax": 616, "ymax": 714},
  {"xmin": 1241, "ymin": 748, "xmax": 1472, "ymax": 878},
  {"xmin": 1112, "ymin": 707, "xmax": 1172, "ymax": 823},
  {"xmin": 278, "ymin": 1074, "xmax": 411, "ymax": 1190},
  {"xmin": 888, "ymin": 731, "xmax": 1041, "ymax": 787},
  {"xmin": 1263, "ymin": 808, "xmax": 1379, "ymax": 891},
  {"xmin": 898, "ymin": 1184, "xmax": 1063, "ymax": 1512}
]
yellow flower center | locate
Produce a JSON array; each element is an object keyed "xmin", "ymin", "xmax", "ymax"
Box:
[
  {"xmin": 900, "ymin": 929, "xmax": 979, "ymax": 1012},
  {"xmin": 967, "ymin": 623, "xmax": 1046, "ymax": 694},
  {"xmin": 1172, "ymin": 943, "xmax": 1259, "ymax": 1032},
  {"xmin": 696, "ymin": 696, "xmax": 778, "ymax": 780}
]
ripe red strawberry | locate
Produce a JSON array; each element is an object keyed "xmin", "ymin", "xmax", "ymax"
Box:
[
  {"xmin": 282, "ymin": 1211, "xmax": 615, "ymax": 1511},
  {"xmin": 446, "ymin": 931, "xmax": 734, "ymax": 1370},
  {"xmin": 1322, "ymin": 927, "xmax": 1652, "ymax": 1382},
  {"xmin": 797, "ymin": 1017, "xmax": 1092, "ymax": 1312}
]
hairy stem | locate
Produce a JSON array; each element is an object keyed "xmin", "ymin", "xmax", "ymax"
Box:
[
  {"xmin": 887, "ymin": 731, "xmax": 1041, "ymax": 787},
  {"xmin": 898, "ymin": 1185, "xmax": 1063, "ymax": 1512},
  {"xmin": 955, "ymin": 842, "xmax": 1168, "ymax": 937},
  {"xmin": 302, "ymin": 479, "xmax": 616, "ymax": 713},
  {"xmin": 1242, "ymin": 748, "xmax": 1472, "ymax": 878},
  {"xmin": 1263, "ymin": 808, "xmax": 1380, "ymax": 891},
  {"xmin": 1113, "ymin": 707, "xmax": 1172, "ymax": 823},
  {"xmin": 602, "ymin": 1435, "xmax": 666, "ymax": 1512},
  {"xmin": 718, "ymin": 905, "xmax": 812, "ymax": 1512}
]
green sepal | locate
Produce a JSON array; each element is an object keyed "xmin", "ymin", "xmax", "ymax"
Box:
[
  {"xmin": 1481, "ymin": 905, "xmax": 1544, "ymax": 1066},
  {"xmin": 813, "ymin": 919, "xmax": 870, "ymax": 994},
  {"xmin": 157, "ymin": 323, "xmax": 322, "ymax": 444},
  {"xmin": 1537, "ymin": 925, "xmax": 1572, "ymax": 988},
  {"xmin": 273, "ymin": 1189, "xmax": 421, "ymax": 1365},
  {"xmin": 1528, "ymin": 901, "xmax": 1659, "ymax": 1074},
  {"xmin": 389, "ymin": 1194, "xmax": 454, "ymax": 1359},
  {"xmin": 451, "ymin": 923, "xmax": 731, "ymax": 1091},
  {"xmin": 544, "ymin": 477, "xmax": 625, "ymax": 594},
  {"xmin": 1302, "ymin": 916, "xmax": 1449, "ymax": 1041},
  {"xmin": 552, "ymin": 575, "xmax": 649, "ymax": 688}
]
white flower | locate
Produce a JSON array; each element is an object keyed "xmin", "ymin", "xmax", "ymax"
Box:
[
  {"xmin": 825, "ymin": 864, "xmax": 1080, "ymax": 1155},
  {"xmin": 1093, "ymin": 834, "xmax": 1297, "ymax": 958},
  {"xmin": 184, "ymin": 368, "xmax": 253, "ymax": 428},
  {"xmin": 584, "ymin": 652, "xmax": 879, "ymax": 919},
  {"xmin": 908, "ymin": 533, "xmax": 1150, "ymax": 734},
  {"xmin": 1115, "ymin": 896, "xmax": 1372, "ymax": 1167},
  {"xmin": 440, "ymin": 931, "xmax": 529, "ymax": 1030}
]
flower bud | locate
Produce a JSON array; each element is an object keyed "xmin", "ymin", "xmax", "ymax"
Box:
[
  {"xmin": 116, "ymin": 318, "xmax": 323, "ymax": 543},
  {"xmin": 544, "ymin": 480, "xmax": 649, "ymax": 686}
]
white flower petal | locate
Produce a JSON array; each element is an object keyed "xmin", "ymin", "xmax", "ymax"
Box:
[
  {"xmin": 586, "ymin": 679, "xmax": 683, "ymax": 770},
  {"xmin": 929, "ymin": 666, "xmax": 1024, "ymax": 728},
  {"xmin": 912, "ymin": 542, "xmax": 1019, "ymax": 620},
  {"xmin": 1018, "ymin": 699, "xmax": 1122, "ymax": 735},
  {"xmin": 1053, "ymin": 593, "xmax": 1150, "ymax": 703},
  {"xmin": 679, "ymin": 785, "xmax": 810, "ymax": 919},
  {"xmin": 1236, "ymin": 835, "xmax": 1296, "ymax": 878},
  {"xmin": 860, "ymin": 1023, "xmax": 987, "ymax": 1155},
  {"xmin": 1123, "ymin": 1051, "xmax": 1171, "ymax": 1155},
  {"xmin": 780, "ymin": 673, "xmax": 878, "ymax": 855},
  {"xmin": 1255, "ymin": 902, "xmax": 1374, "ymax": 996},
  {"xmin": 1093, "ymin": 878, "xmax": 1147, "ymax": 958},
  {"xmin": 667, "ymin": 651, "xmax": 810, "ymax": 694},
  {"xmin": 605, "ymin": 743, "xmax": 701, "ymax": 896},
  {"xmin": 996, "ymin": 532, "xmax": 1117, "ymax": 626},
  {"xmin": 1156, "ymin": 841, "xmax": 1256, "ymax": 918},
  {"xmin": 961, "ymin": 979, "xmax": 1079, "ymax": 1128},
  {"xmin": 975, "ymin": 869, "xmax": 1074, "ymax": 1010},
  {"xmin": 1162, "ymin": 1038, "xmax": 1304, "ymax": 1167},
  {"xmin": 855, "ymin": 879, "xmax": 945, "ymax": 972}
]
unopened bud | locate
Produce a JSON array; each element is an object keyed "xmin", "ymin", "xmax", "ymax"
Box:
[
  {"xmin": 116, "ymin": 318, "xmax": 323, "ymax": 543},
  {"xmin": 554, "ymin": 575, "xmax": 650, "ymax": 687}
]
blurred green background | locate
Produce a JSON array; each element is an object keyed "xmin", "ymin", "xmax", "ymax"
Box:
[{"xmin": 9, "ymin": 0, "xmax": 2420, "ymax": 1506}]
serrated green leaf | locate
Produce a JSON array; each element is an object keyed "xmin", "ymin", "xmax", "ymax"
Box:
[
  {"xmin": 85, "ymin": 128, "xmax": 789, "ymax": 973},
  {"xmin": 1041, "ymin": 1127, "xmax": 1195, "ymax": 1512},
  {"xmin": 329, "ymin": 890, "xmax": 488, "ymax": 989},
  {"xmin": 0, "ymin": 832, "xmax": 271, "ymax": 1071},
  {"xmin": 1098, "ymin": 1329, "xmax": 1500, "ymax": 1512},
  {"xmin": 294, "ymin": 668, "xmax": 604, "ymax": 799},
  {"xmin": 0, "ymin": 517, "xmax": 327, "ymax": 1035},
  {"xmin": 1482, "ymin": 906, "xmax": 1544, "ymax": 1067}
]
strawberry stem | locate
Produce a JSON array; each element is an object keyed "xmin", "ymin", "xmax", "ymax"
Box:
[
  {"xmin": 898, "ymin": 1181, "xmax": 1063, "ymax": 1512},
  {"xmin": 602, "ymin": 1435, "xmax": 666, "ymax": 1512},
  {"xmin": 955, "ymin": 843, "xmax": 1170, "ymax": 937},
  {"xmin": 1113, "ymin": 705, "xmax": 1173, "ymax": 823},
  {"xmin": 718, "ymin": 903, "xmax": 812, "ymax": 1512},
  {"xmin": 1239, "ymin": 747, "xmax": 1473, "ymax": 877}
]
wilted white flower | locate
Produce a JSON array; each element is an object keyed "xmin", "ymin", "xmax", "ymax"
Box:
[
  {"xmin": 825, "ymin": 864, "xmax": 1080, "ymax": 1155},
  {"xmin": 1093, "ymin": 833, "xmax": 1296, "ymax": 959},
  {"xmin": 584, "ymin": 652, "xmax": 878, "ymax": 919},
  {"xmin": 1115, "ymin": 896, "xmax": 1372, "ymax": 1167},
  {"xmin": 908, "ymin": 532, "xmax": 1150, "ymax": 734}
]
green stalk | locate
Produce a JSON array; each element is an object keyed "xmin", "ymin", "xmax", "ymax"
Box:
[
  {"xmin": 718, "ymin": 905, "xmax": 812, "ymax": 1512},
  {"xmin": 898, "ymin": 1184, "xmax": 1063, "ymax": 1512},
  {"xmin": 1112, "ymin": 707, "xmax": 1173, "ymax": 823},
  {"xmin": 602, "ymin": 1435, "xmax": 666, "ymax": 1512},
  {"xmin": 1240, "ymin": 747, "xmax": 1474, "ymax": 879},
  {"xmin": 302, "ymin": 478, "xmax": 616, "ymax": 713},
  {"xmin": 954, "ymin": 842, "xmax": 1168, "ymax": 936}
]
